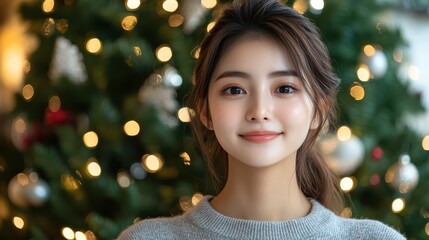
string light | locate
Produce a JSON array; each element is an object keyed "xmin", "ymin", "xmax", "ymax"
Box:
[
  {"xmin": 141, "ymin": 154, "xmax": 163, "ymax": 173},
  {"xmin": 14, "ymin": 117, "xmax": 27, "ymax": 134},
  {"xmin": 179, "ymin": 196, "xmax": 193, "ymax": 211},
  {"xmin": 207, "ymin": 21, "xmax": 216, "ymax": 32},
  {"xmin": 192, "ymin": 193, "xmax": 204, "ymax": 205},
  {"xmin": 22, "ymin": 84, "xmax": 34, "ymax": 101},
  {"xmin": 168, "ymin": 14, "xmax": 184, "ymax": 27},
  {"xmin": 337, "ymin": 126, "xmax": 352, "ymax": 141},
  {"xmin": 56, "ymin": 19, "xmax": 69, "ymax": 33},
  {"xmin": 393, "ymin": 49, "xmax": 403, "ymax": 63},
  {"xmin": 42, "ymin": 0, "xmax": 55, "ymax": 13},
  {"xmin": 423, "ymin": 135, "xmax": 429, "ymax": 151},
  {"xmin": 48, "ymin": 95, "xmax": 61, "ymax": 112},
  {"xmin": 340, "ymin": 177, "xmax": 356, "ymax": 192},
  {"xmin": 124, "ymin": 120, "xmax": 140, "ymax": 136},
  {"xmin": 340, "ymin": 207, "xmax": 352, "ymax": 218},
  {"xmin": 86, "ymin": 158, "xmax": 101, "ymax": 177},
  {"xmin": 133, "ymin": 46, "xmax": 142, "ymax": 56},
  {"xmin": 180, "ymin": 152, "xmax": 191, "ymax": 165},
  {"xmin": 363, "ymin": 44, "xmax": 376, "ymax": 57},
  {"xmin": 425, "ymin": 222, "xmax": 429, "ymax": 236},
  {"xmin": 201, "ymin": 0, "xmax": 217, "ymax": 9},
  {"xmin": 357, "ymin": 64, "xmax": 370, "ymax": 82},
  {"xmin": 309, "ymin": 0, "xmax": 324, "ymax": 11},
  {"xmin": 61, "ymin": 173, "xmax": 81, "ymax": 191},
  {"xmin": 83, "ymin": 131, "xmax": 98, "ymax": 148},
  {"xmin": 62, "ymin": 227, "xmax": 74, "ymax": 240},
  {"xmin": 350, "ymin": 84, "xmax": 365, "ymax": 101},
  {"xmin": 193, "ymin": 47, "xmax": 200, "ymax": 59},
  {"xmin": 117, "ymin": 171, "xmax": 131, "ymax": 188},
  {"xmin": 41, "ymin": 18, "xmax": 55, "ymax": 36},
  {"xmin": 162, "ymin": 0, "xmax": 179, "ymax": 12},
  {"xmin": 392, "ymin": 198, "xmax": 406, "ymax": 213},
  {"xmin": 86, "ymin": 38, "xmax": 102, "ymax": 54},
  {"xmin": 126, "ymin": 0, "xmax": 141, "ymax": 10},
  {"xmin": 408, "ymin": 65, "xmax": 420, "ymax": 81},
  {"xmin": 122, "ymin": 15, "xmax": 138, "ymax": 31},
  {"xmin": 13, "ymin": 216, "xmax": 25, "ymax": 229},
  {"xmin": 75, "ymin": 231, "xmax": 87, "ymax": 240},
  {"xmin": 156, "ymin": 45, "xmax": 173, "ymax": 62},
  {"xmin": 177, "ymin": 107, "xmax": 193, "ymax": 122},
  {"xmin": 292, "ymin": 0, "xmax": 308, "ymax": 14}
]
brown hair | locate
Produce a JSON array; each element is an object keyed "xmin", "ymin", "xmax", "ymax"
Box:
[{"xmin": 188, "ymin": 0, "xmax": 344, "ymax": 214}]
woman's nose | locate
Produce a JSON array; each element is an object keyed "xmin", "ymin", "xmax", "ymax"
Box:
[{"xmin": 246, "ymin": 92, "xmax": 273, "ymax": 122}]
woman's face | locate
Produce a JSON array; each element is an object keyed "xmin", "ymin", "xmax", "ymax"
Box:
[{"xmin": 202, "ymin": 36, "xmax": 316, "ymax": 168}]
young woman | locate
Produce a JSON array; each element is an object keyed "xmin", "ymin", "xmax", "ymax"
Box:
[{"xmin": 118, "ymin": 0, "xmax": 405, "ymax": 239}]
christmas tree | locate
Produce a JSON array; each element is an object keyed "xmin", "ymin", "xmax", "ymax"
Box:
[{"xmin": 0, "ymin": 0, "xmax": 428, "ymax": 239}]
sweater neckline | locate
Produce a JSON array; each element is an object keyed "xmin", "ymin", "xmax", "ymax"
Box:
[{"xmin": 185, "ymin": 196, "xmax": 335, "ymax": 239}]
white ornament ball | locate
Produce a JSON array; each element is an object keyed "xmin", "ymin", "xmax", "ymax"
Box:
[
  {"xmin": 8, "ymin": 172, "xmax": 50, "ymax": 208},
  {"xmin": 360, "ymin": 47, "xmax": 388, "ymax": 78},
  {"xmin": 320, "ymin": 134, "xmax": 365, "ymax": 176},
  {"xmin": 385, "ymin": 154, "xmax": 419, "ymax": 193}
]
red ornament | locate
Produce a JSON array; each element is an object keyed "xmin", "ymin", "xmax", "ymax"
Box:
[
  {"xmin": 371, "ymin": 146, "xmax": 383, "ymax": 161},
  {"xmin": 44, "ymin": 109, "xmax": 74, "ymax": 126},
  {"xmin": 370, "ymin": 174, "xmax": 381, "ymax": 187}
]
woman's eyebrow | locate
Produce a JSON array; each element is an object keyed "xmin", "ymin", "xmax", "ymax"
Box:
[{"xmin": 215, "ymin": 70, "xmax": 298, "ymax": 81}]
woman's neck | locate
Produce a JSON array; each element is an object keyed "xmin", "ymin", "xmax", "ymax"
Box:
[{"xmin": 210, "ymin": 156, "xmax": 311, "ymax": 221}]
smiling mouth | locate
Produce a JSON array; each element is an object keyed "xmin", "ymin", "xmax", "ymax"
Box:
[{"xmin": 239, "ymin": 131, "xmax": 282, "ymax": 143}]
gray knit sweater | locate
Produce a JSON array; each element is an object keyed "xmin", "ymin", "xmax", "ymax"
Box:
[{"xmin": 117, "ymin": 196, "xmax": 405, "ymax": 240}]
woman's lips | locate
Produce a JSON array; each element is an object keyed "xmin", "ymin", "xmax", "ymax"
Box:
[{"xmin": 239, "ymin": 131, "xmax": 282, "ymax": 143}]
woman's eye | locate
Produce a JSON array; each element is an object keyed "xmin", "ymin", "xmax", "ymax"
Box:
[
  {"xmin": 223, "ymin": 86, "xmax": 246, "ymax": 95},
  {"xmin": 275, "ymin": 85, "xmax": 295, "ymax": 94}
]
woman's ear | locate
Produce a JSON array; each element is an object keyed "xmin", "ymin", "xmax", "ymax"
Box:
[{"xmin": 198, "ymin": 101, "xmax": 213, "ymax": 130}]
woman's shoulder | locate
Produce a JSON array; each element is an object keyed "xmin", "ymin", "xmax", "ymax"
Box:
[
  {"xmin": 116, "ymin": 214, "xmax": 187, "ymax": 240},
  {"xmin": 334, "ymin": 214, "xmax": 406, "ymax": 239}
]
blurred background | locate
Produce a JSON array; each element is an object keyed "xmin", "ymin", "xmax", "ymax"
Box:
[{"xmin": 0, "ymin": 0, "xmax": 428, "ymax": 239}]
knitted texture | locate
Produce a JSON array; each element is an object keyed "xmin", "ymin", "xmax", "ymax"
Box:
[{"xmin": 117, "ymin": 196, "xmax": 406, "ymax": 240}]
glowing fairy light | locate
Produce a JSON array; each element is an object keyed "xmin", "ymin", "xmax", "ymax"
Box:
[
  {"xmin": 62, "ymin": 227, "xmax": 74, "ymax": 240},
  {"xmin": 142, "ymin": 154, "xmax": 163, "ymax": 173},
  {"xmin": 337, "ymin": 126, "xmax": 352, "ymax": 141},
  {"xmin": 350, "ymin": 85, "xmax": 365, "ymax": 101},
  {"xmin": 391, "ymin": 198, "xmax": 405, "ymax": 213},
  {"xmin": 124, "ymin": 120, "xmax": 140, "ymax": 136},
  {"xmin": 363, "ymin": 44, "xmax": 376, "ymax": 57},
  {"xmin": 86, "ymin": 38, "xmax": 102, "ymax": 54},
  {"xmin": 22, "ymin": 84, "xmax": 34, "ymax": 101},
  {"xmin": 86, "ymin": 158, "xmax": 101, "ymax": 177},
  {"xmin": 423, "ymin": 135, "xmax": 429, "ymax": 151},
  {"xmin": 177, "ymin": 107, "xmax": 193, "ymax": 122},
  {"xmin": 408, "ymin": 65, "xmax": 420, "ymax": 81},
  {"xmin": 75, "ymin": 231, "xmax": 87, "ymax": 240},
  {"xmin": 357, "ymin": 64, "xmax": 370, "ymax": 82},
  {"xmin": 162, "ymin": 0, "xmax": 179, "ymax": 12},
  {"xmin": 156, "ymin": 45, "xmax": 172, "ymax": 62},
  {"xmin": 83, "ymin": 131, "xmax": 98, "ymax": 148},
  {"xmin": 309, "ymin": 0, "xmax": 324, "ymax": 11},
  {"xmin": 292, "ymin": 0, "xmax": 308, "ymax": 14},
  {"xmin": 192, "ymin": 193, "xmax": 204, "ymax": 205},
  {"xmin": 126, "ymin": 0, "xmax": 141, "ymax": 10},
  {"xmin": 42, "ymin": 0, "xmax": 55, "ymax": 13},
  {"xmin": 180, "ymin": 152, "xmax": 191, "ymax": 165},
  {"xmin": 201, "ymin": 0, "xmax": 217, "ymax": 9},
  {"xmin": 117, "ymin": 171, "xmax": 131, "ymax": 188},
  {"xmin": 340, "ymin": 177, "xmax": 355, "ymax": 192},
  {"xmin": 207, "ymin": 21, "xmax": 216, "ymax": 32},
  {"xmin": 122, "ymin": 15, "xmax": 138, "ymax": 31},
  {"xmin": 48, "ymin": 95, "xmax": 61, "ymax": 112},
  {"xmin": 13, "ymin": 216, "xmax": 25, "ymax": 229},
  {"xmin": 169, "ymin": 14, "xmax": 184, "ymax": 27}
]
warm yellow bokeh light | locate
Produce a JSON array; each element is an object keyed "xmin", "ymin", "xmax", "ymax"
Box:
[
  {"xmin": 392, "ymin": 198, "xmax": 405, "ymax": 213},
  {"xmin": 425, "ymin": 222, "xmax": 429, "ymax": 236},
  {"xmin": 340, "ymin": 207, "xmax": 352, "ymax": 218},
  {"xmin": 1, "ymin": 46, "xmax": 26, "ymax": 90},
  {"xmin": 393, "ymin": 49, "xmax": 403, "ymax": 63},
  {"xmin": 156, "ymin": 45, "xmax": 173, "ymax": 62},
  {"xmin": 340, "ymin": 177, "xmax": 355, "ymax": 192},
  {"xmin": 122, "ymin": 15, "xmax": 138, "ymax": 31},
  {"xmin": 117, "ymin": 171, "xmax": 131, "ymax": 188},
  {"xmin": 42, "ymin": 0, "xmax": 55, "ymax": 13},
  {"xmin": 61, "ymin": 173, "xmax": 81, "ymax": 191},
  {"xmin": 22, "ymin": 84, "xmax": 34, "ymax": 101},
  {"xmin": 337, "ymin": 126, "xmax": 352, "ymax": 141},
  {"xmin": 292, "ymin": 0, "xmax": 308, "ymax": 14},
  {"xmin": 192, "ymin": 193, "xmax": 204, "ymax": 205},
  {"xmin": 142, "ymin": 154, "xmax": 163, "ymax": 173},
  {"xmin": 168, "ymin": 14, "xmax": 184, "ymax": 27},
  {"xmin": 357, "ymin": 64, "xmax": 370, "ymax": 82},
  {"xmin": 422, "ymin": 135, "xmax": 429, "ymax": 151},
  {"xmin": 201, "ymin": 0, "xmax": 217, "ymax": 9},
  {"xmin": 309, "ymin": 0, "xmax": 324, "ymax": 10},
  {"xmin": 86, "ymin": 159, "xmax": 101, "ymax": 177},
  {"xmin": 124, "ymin": 120, "xmax": 140, "ymax": 136},
  {"xmin": 133, "ymin": 46, "xmax": 142, "ymax": 56},
  {"xmin": 14, "ymin": 117, "xmax": 27, "ymax": 134},
  {"xmin": 126, "ymin": 0, "xmax": 141, "ymax": 10},
  {"xmin": 180, "ymin": 152, "xmax": 191, "ymax": 166},
  {"xmin": 13, "ymin": 216, "xmax": 25, "ymax": 229},
  {"xmin": 193, "ymin": 47, "xmax": 200, "ymax": 59},
  {"xmin": 83, "ymin": 131, "xmax": 98, "ymax": 148},
  {"xmin": 363, "ymin": 44, "xmax": 376, "ymax": 57},
  {"xmin": 75, "ymin": 231, "xmax": 87, "ymax": 240},
  {"xmin": 178, "ymin": 107, "xmax": 193, "ymax": 122},
  {"xmin": 62, "ymin": 227, "xmax": 74, "ymax": 240},
  {"xmin": 207, "ymin": 21, "xmax": 216, "ymax": 32},
  {"xmin": 408, "ymin": 65, "xmax": 420, "ymax": 81},
  {"xmin": 86, "ymin": 38, "xmax": 102, "ymax": 54},
  {"xmin": 48, "ymin": 95, "xmax": 61, "ymax": 112},
  {"xmin": 162, "ymin": 0, "xmax": 179, "ymax": 12},
  {"xmin": 350, "ymin": 85, "xmax": 365, "ymax": 101}
]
